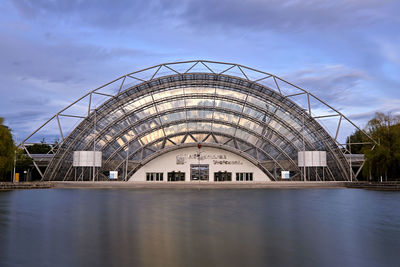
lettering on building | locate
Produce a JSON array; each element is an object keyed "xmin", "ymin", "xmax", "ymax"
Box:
[{"xmin": 176, "ymin": 153, "xmax": 242, "ymax": 165}]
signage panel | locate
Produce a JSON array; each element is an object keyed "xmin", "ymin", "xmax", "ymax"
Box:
[
  {"xmin": 281, "ymin": 171, "xmax": 290, "ymax": 179},
  {"xmin": 298, "ymin": 151, "xmax": 327, "ymax": 167},
  {"xmin": 73, "ymin": 151, "xmax": 102, "ymax": 167},
  {"xmin": 109, "ymin": 171, "xmax": 118, "ymax": 179}
]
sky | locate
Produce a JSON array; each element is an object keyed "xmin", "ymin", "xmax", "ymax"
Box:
[{"xmin": 1, "ymin": 0, "xmax": 400, "ymax": 143}]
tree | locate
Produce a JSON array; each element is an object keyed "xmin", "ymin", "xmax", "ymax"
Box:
[
  {"xmin": 346, "ymin": 129, "xmax": 366, "ymax": 154},
  {"xmin": 26, "ymin": 140, "xmax": 52, "ymax": 154},
  {"xmin": 362, "ymin": 112, "xmax": 400, "ymax": 180},
  {"xmin": 0, "ymin": 117, "xmax": 15, "ymax": 181},
  {"xmin": 16, "ymin": 148, "xmax": 33, "ymax": 173}
]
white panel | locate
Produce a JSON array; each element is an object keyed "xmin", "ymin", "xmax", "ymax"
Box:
[
  {"xmin": 319, "ymin": 151, "xmax": 327, "ymax": 167},
  {"xmin": 73, "ymin": 151, "xmax": 102, "ymax": 167},
  {"xmin": 305, "ymin": 151, "xmax": 313, "ymax": 166},
  {"xmin": 73, "ymin": 152, "xmax": 79, "ymax": 166},
  {"xmin": 281, "ymin": 171, "xmax": 290, "ymax": 179},
  {"xmin": 298, "ymin": 151, "xmax": 327, "ymax": 167},
  {"xmin": 298, "ymin": 151, "xmax": 304, "ymax": 167},
  {"xmin": 312, "ymin": 151, "xmax": 320, "ymax": 166},
  {"xmin": 109, "ymin": 171, "xmax": 118, "ymax": 179}
]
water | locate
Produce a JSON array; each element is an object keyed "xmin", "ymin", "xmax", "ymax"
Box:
[{"xmin": 0, "ymin": 188, "xmax": 399, "ymax": 267}]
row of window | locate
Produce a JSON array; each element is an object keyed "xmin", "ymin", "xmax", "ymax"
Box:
[
  {"xmin": 145, "ymin": 172, "xmax": 253, "ymax": 182},
  {"xmin": 146, "ymin": 172, "xmax": 164, "ymax": 181},
  {"xmin": 236, "ymin": 172, "xmax": 253, "ymax": 181}
]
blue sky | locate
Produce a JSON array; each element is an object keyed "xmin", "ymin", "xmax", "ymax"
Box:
[{"xmin": 1, "ymin": 0, "xmax": 400, "ymax": 143}]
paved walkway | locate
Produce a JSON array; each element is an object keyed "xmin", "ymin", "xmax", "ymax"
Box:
[
  {"xmin": 52, "ymin": 181, "xmax": 349, "ymax": 189},
  {"xmin": 2, "ymin": 181, "xmax": 399, "ymax": 190}
]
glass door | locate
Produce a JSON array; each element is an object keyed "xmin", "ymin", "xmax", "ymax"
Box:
[{"xmin": 190, "ymin": 164, "xmax": 209, "ymax": 181}]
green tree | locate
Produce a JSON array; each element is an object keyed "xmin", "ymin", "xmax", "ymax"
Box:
[
  {"xmin": 16, "ymin": 148, "xmax": 33, "ymax": 171},
  {"xmin": 362, "ymin": 112, "xmax": 400, "ymax": 180},
  {"xmin": 346, "ymin": 129, "xmax": 366, "ymax": 154},
  {"xmin": 0, "ymin": 117, "xmax": 15, "ymax": 181},
  {"xmin": 26, "ymin": 140, "xmax": 52, "ymax": 154}
]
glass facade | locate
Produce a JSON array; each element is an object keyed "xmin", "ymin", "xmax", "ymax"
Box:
[{"xmin": 44, "ymin": 73, "xmax": 349, "ymax": 181}]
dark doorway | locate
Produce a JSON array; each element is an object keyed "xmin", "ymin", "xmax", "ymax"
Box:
[
  {"xmin": 167, "ymin": 171, "xmax": 185, "ymax": 181},
  {"xmin": 190, "ymin": 164, "xmax": 209, "ymax": 181},
  {"xmin": 214, "ymin": 171, "xmax": 232, "ymax": 181}
]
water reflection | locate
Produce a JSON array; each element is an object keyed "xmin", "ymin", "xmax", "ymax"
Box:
[{"xmin": 0, "ymin": 189, "xmax": 399, "ymax": 267}]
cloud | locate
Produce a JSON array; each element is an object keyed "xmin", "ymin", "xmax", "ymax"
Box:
[
  {"xmin": 0, "ymin": 32, "xmax": 158, "ymax": 141},
  {"xmin": 11, "ymin": 0, "xmax": 180, "ymax": 29},
  {"xmin": 4, "ymin": 0, "xmax": 400, "ymax": 143},
  {"xmin": 11, "ymin": 0, "xmax": 399, "ymax": 34},
  {"xmin": 184, "ymin": 0, "xmax": 397, "ymax": 32},
  {"xmin": 10, "ymin": 96, "xmax": 49, "ymax": 106},
  {"xmin": 3, "ymin": 110, "xmax": 47, "ymax": 124},
  {"xmin": 347, "ymin": 99, "xmax": 400, "ymax": 127},
  {"xmin": 348, "ymin": 111, "xmax": 377, "ymax": 122},
  {"xmin": 0, "ymin": 31, "xmax": 160, "ymax": 98},
  {"xmin": 282, "ymin": 64, "xmax": 372, "ymax": 108},
  {"xmin": 379, "ymin": 41, "xmax": 400, "ymax": 65},
  {"xmin": 378, "ymin": 98, "xmax": 400, "ymax": 115}
]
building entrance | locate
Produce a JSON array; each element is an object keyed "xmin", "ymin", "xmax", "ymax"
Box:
[
  {"xmin": 190, "ymin": 164, "xmax": 209, "ymax": 181},
  {"xmin": 167, "ymin": 171, "xmax": 185, "ymax": 181},
  {"xmin": 214, "ymin": 171, "xmax": 232, "ymax": 181}
]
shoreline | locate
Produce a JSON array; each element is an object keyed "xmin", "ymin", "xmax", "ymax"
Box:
[
  {"xmin": 1, "ymin": 181, "xmax": 399, "ymax": 190},
  {"xmin": 53, "ymin": 181, "xmax": 350, "ymax": 189}
]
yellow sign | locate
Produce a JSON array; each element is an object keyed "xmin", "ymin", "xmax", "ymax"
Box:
[{"xmin": 15, "ymin": 173, "xmax": 19, "ymax": 182}]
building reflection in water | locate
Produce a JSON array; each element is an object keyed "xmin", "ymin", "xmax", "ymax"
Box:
[{"xmin": 0, "ymin": 189, "xmax": 400, "ymax": 267}]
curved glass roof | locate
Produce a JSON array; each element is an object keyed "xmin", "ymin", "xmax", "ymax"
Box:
[{"xmin": 44, "ymin": 73, "xmax": 350, "ymax": 181}]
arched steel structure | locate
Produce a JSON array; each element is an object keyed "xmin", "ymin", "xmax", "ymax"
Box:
[{"xmin": 21, "ymin": 60, "xmax": 377, "ymax": 181}]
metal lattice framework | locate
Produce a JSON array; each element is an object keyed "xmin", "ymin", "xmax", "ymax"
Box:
[{"xmin": 21, "ymin": 60, "xmax": 377, "ymax": 181}]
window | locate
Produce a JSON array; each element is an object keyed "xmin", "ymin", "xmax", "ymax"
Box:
[
  {"xmin": 214, "ymin": 171, "xmax": 232, "ymax": 182},
  {"xmin": 146, "ymin": 172, "xmax": 163, "ymax": 182},
  {"xmin": 236, "ymin": 172, "xmax": 253, "ymax": 181},
  {"xmin": 167, "ymin": 171, "xmax": 185, "ymax": 181}
]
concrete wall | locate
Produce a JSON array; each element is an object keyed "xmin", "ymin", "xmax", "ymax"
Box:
[{"xmin": 129, "ymin": 147, "xmax": 270, "ymax": 182}]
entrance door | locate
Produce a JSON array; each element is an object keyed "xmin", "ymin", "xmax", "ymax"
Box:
[
  {"xmin": 167, "ymin": 171, "xmax": 185, "ymax": 181},
  {"xmin": 214, "ymin": 171, "xmax": 232, "ymax": 181},
  {"xmin": 190, "ymin": 164, "xmax": 209, "ymax": 181}
]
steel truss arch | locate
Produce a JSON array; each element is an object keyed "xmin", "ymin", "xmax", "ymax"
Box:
[{"xmin": 21, "ymin": 60, "xmax": 377, "ymax": 182}]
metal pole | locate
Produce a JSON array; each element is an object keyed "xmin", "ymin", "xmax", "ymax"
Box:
[
  {"xmin": 93, "ymin": 108, "xmax": 96, "ymax": 182},
  {"xmin": 302, "ymin": 111, "xmax": 306, "ymax": 181},
  {"xmin": 13, "ymin": 149, "xmax": 16, "ymax": 183},
  {"xmin": 349, "ymin": 139, "xmax": 352, "ymax": 182},
  {"xmin": 125, "ymin": 141, "xmax": 129, "ymax": 181},
  {"xmin": 198, "ymin": 146, "xmax": 200, "ymax": 183},
  {"xmin": 13, "ymin": 134, "xmax": 17, "ymax": 183}
]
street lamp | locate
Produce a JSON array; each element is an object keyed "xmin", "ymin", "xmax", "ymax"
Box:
[
  {"xmin": 302, "ymin": 110, "xmax": 306, "ymax": 181},
  {"xmin": 12, "ymin": 133, "xmax": 17, "ymax": 183},
  {"xmin": 197, "ymin": 143, "xmax": 202, "ymax": 182},
  {"xmin": 90, "ymin": 107, "xmax": 97, "ymax": 182}
]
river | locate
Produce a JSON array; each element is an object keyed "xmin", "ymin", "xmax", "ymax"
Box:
[{"xmin": 0, "ymin": 188, "xmax": 399, "ymax": 267}]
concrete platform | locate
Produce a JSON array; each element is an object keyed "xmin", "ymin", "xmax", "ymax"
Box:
[
  {"xmin": 51, "ymin": 181, "xmax": 350, "ymax": 189},
  {"xmin": 0, "ymin": 182, "xmax": 53, "ymax": 190},
  {"xmin": 2, "ymin": 181, "xmax": 400, "ymax": 190}
]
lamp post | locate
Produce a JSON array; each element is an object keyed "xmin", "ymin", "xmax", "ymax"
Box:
[
  {"xmin": 197, "ymin": 143, "xmax": 202, "ymax": 182},
  {"xmin": 13, "ymin": 147, "xmax": 16, "ymax": 183},
  {"xmin": 349, "ymin": 136, "xmax": 352, "ymax": 182},
  {"xmin": 125, "ymin": 140, "xmax": 129, "ymax": 181},
  {"xmin": 302, "ymin": 110, "xmax": 306, "ymax": 182},
  {"xmin": 92, "ymin": 108, "xmax": 97, "ymax": 182},
  {"xmin": 12, "ymin": 133, "xmax": 17, "ymax": 183}
]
